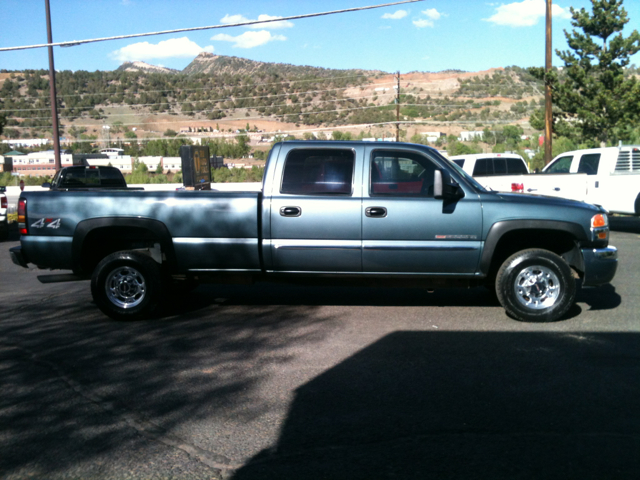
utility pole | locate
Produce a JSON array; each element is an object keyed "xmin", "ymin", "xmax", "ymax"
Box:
[
  {"xmin": 45, "ymin": 0, "xmax": 62, "ymax": 172},
  {"xmin": 544, "ymin": 0, "xmax": 553, "ymax": 165},
  {"xmin": 395, "ymin": 71, "xmax": 401, "ymax": 142}
]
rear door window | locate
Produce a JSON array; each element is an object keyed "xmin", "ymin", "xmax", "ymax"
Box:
[
  {"xmin": 281, "ymin": 149, "xmax": 354, "ymax": 195},
  {"xmin": 577, "ymin": 153, "xmax": 600, "ymax": 175}
]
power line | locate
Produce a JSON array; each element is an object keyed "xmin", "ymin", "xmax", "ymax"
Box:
[{"xmin": 0, "ymin": 0, "xmax": 423, "ymax": 52}]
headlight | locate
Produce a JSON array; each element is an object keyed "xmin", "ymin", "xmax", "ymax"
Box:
[{"xmin": 591, "ymin": 213, "xmax": 609, "ymax": 242}]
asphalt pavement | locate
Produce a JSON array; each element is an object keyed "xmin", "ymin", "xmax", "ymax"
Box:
[{"xmin": 0, "ymin": 219, "xmax": 639, "ymax": 479}]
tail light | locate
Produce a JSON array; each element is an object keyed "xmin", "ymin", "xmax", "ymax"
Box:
[
  {"xmin": 18, "ymin": 198, "xmax": 27, "ymax": 235},
  {"xmin": 0, "ymin": 195, "xmax": 6, "ymax": 209},
  {"xmin": 511, "ymin": 183, "xmax": 524, "ymax": 193}
]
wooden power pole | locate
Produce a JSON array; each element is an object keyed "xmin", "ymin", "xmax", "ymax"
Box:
[
  {"xmin": 544, "ymin": 0, "xmax": 553, "ymax": 165},
  {"xmin": 395, "ymin": 71, "xmax": 400, "ymax": 142},
  {"xmin": 45, "ymin": 0, "xmax": 62, "ymax": 172}
]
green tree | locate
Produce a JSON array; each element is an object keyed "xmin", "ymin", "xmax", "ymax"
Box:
[
  {"xmin": 164, "ymin": 129, "xmax": 178, "ymax": 137},
  {"xmin": 530, "ymin": 0, "xmax": 640, "ymax": 145}
]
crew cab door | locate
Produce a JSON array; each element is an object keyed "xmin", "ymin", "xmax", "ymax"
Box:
[
  {"xmin": 362, "ymin": 146, "xmax": 482, "ymax": 274},
  {"xmin": 268, "ymin": 145, "xmax": 363, "ymax": 272},
  {"xmin": 530, "ymin": 154, "xmax": 588, "ymax": 201}
]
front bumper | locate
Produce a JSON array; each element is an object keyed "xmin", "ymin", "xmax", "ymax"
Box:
[
  {"xmin": 581, "ymin": 246, "xmax": 618, "ymax": 286},
  {"xmin": 9, "ymin": 246, "xmax": 29, "ymax": 269}
]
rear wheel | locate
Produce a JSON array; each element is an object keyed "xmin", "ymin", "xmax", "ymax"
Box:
[
  {"xmin": 496, "ymin": 249, "xmax": 575, "ymax": 322},
  {"xmin": 91, "ymin": 251, "xmax": 162, "ymax": 320}
]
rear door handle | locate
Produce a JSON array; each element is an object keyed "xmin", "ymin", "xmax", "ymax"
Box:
[
  {"xmin": 280, "ymin": 206, "xmax": 301, "ymax": 217},
  {"xmin": 365, "ymin": 206, "xmax": 387, "ymax": 218}
]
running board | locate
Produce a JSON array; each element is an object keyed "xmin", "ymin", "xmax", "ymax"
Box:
[{"xmin": 37, "ymin": 274, "xmax": 88, "ymax": 284}]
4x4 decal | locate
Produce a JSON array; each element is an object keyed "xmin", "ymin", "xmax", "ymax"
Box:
[{"xmin": 31, "ymin": 218, "xmax": 62, "ymax": 229}]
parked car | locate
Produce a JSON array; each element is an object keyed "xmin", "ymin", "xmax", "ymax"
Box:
[
  {"xmin": 448, "ymin": 153, "xmax": 530, "ymax": 192},
  {"xmin": 0, "ymin": 186, "xmax": 8, "ymax": 241},
  {"xmin": 11, "ymin": 141, "xmax": 617, "ymax": 323},
  {"xmin": 449, "ymin": 153, "xmax": 530, "ymax": 176},
  {"xmin": 453, "ymin": 146, "xmax": 640, "ymax": 216},
  {"xmin": 42, "ymin": 166, "xmax": 130, "ymax": 190}
]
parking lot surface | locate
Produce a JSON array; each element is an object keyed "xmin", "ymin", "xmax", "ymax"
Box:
[{"xmin": 1, "ymin": 218, "xmax": 639, "ymax": 479}]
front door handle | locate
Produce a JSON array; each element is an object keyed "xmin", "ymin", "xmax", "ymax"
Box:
[
  {"xmin": 280, "ymin": 206, "xmax": 301, "ymax": 217},
  {"xmin": 365, "ymin": 206, "xmax": 387, "ymax": 218}
]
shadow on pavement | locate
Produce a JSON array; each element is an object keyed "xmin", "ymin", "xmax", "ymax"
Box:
[
  {"xmin": 234, "ymin": 331, "xmax": 640, "ymax": 480},
  {"xmin": 0, "ymin": 295, "xmax": 338, "ymax": 478}
]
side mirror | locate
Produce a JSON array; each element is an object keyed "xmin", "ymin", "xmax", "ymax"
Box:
[
  {"xmin": 42, "ymin": 182, "xmax": 52, "ymax": 189},
  {"xmin": 434, "ymin": 169, "xmax": 464, "ymax": 200}
]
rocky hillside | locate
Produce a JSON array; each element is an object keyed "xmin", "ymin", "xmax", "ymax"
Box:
[
  {"xmin": 115, "ymin": 61, "xmax": 179, "ymax": 74},
  {"xmin": 182, "ymin": 52, "xmax": 380, "ymax": 77}
]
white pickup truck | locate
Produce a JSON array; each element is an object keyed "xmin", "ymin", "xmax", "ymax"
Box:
[{"xmin": 451, "ymin": 147, "xmax": 640, "ymax": 215}]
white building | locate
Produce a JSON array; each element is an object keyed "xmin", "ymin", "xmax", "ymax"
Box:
[{"xmin": 459, "ymin": 131, "xmax": 484, "ymax": 141}]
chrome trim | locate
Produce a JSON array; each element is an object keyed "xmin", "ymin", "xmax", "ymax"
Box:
[
  {"xmin": 173, "ymin": 237, "xmax": 258, "ymax": 245},
  {"xmin": 363, "ymin": 240, "xmax": 480, "ymax": 252},
  {"xmin": 265, "ymin": 239, "xmax": 361, "ymax": 250},
  {"xmin": 592, "ymin": 246, "xmax": 618, "ymax": 260},
  {"xmin": 280, "ymin": 206, "xmax": 302, "ymax": 217},
  {"xmin": 590, "ymin": 226, "xmax": 609, "ymax": 242},
  {"xmin": 187, "ymin": 268, "xmax": 261, "ymax": 272},
  {"xmin": 264, "ymin": 269, "xmax": 479, "ymax": 277}
]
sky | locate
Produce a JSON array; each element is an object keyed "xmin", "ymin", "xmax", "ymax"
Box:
[{"xmin": 1, "ymin": 0, "xmax": 639, "ymax": 74}]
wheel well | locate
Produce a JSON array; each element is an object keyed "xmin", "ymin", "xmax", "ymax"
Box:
[
  {"xmin": 78, "ymin": 226, "xmax": 163, "ymax": 275},
  {"xmin": 486, "ymin": 229, "xmax": 577, "ymax": 281}
]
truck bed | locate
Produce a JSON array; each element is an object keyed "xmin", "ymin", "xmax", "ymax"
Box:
[{"xmin": 21, "ymin": 190, "xmax": 263, "ymax": 271}]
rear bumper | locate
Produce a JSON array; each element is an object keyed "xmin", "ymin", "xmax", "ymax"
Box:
[
  {"xmin": 9, "ymin": 246, "xmax": 29, "ymax": 269},
  {"xmin": 581, "ymin": 246, "xmax": 618, "ymax": 286}
]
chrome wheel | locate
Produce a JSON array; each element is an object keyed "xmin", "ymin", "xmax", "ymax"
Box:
[
  {"xmin": 105, "ymin": 266, "xmax": 147, "ymax": 309},
  {"xmin": 514, "ymin": 265, "xmax": 560, "ymax": 310}
]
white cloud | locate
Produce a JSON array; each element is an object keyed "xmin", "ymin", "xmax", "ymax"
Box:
[
  {"xmin": 422, "ymin": 8, "xmax": 441, "ymax": 20},
  {"xmin": 110, "ymin": 37, "xmax": 214, "ymax": 62},
  {"xmin": 220, "ymin": 13, "xmax": 294, "ymax": 29},
  {"xmin": 382, "ymin": 10, "xmax": 408, "ymax": 19},
  {"xmin": 211, "ymin": 30, "xmax": 286, "ymax": 48},
  {"xmin": 413, "ymin": 18, "xmax": 435, "ymax": 28},
  {"xmin": 484, "ymin": 0, "xmax": 571, "ymax": 27},
  {"xmin": 413, "ymin": 8, "xmax": 444, "ymax": 28}
]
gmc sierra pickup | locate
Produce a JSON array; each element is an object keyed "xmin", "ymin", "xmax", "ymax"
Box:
[{"xmin": 10, "ymin": 141, "xmax": 618, "ymax": 322}]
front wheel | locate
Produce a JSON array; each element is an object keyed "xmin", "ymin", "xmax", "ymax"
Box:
[
  {"xmin": 91, "ymin": 251, "xmax": 163, "ymax": 320},
  {"xmin": 496, "ymin": 249, "xmax": 576, "ymax": 322}
]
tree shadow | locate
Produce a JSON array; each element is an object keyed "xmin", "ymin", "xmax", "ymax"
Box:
[
  {"xmin": 234, "ymin": 331, "xmax": 640, "ymax": 480},
  {"xmin": 0, "ymin": 292, "xmax": 339, "ymax": 478}
]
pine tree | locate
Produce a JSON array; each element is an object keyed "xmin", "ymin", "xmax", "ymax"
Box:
[{"xmin": 530, "ymin": 0, "xmax": 640, "ymax": 145}]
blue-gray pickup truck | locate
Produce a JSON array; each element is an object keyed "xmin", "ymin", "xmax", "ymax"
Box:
[{"xmin": 10, "ymin": 141, "xmax": 618, "ymax": 322}]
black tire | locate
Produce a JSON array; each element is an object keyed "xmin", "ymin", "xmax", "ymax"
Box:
[
  {"xmin": 495, "ymin": 249, "xmax": 576, "ymax": 322},
  {"xmin": 91, "ymin": 251, "xmax": 163, "ymax": 320}
]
